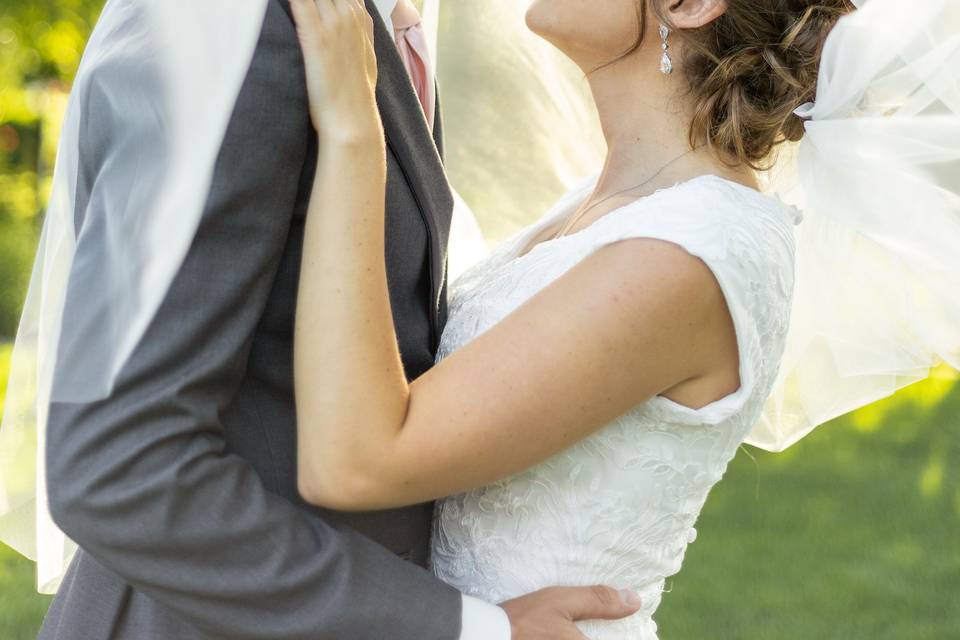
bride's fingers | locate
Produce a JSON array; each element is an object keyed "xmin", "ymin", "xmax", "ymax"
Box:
[
  {"xmin": 330, "ymin": 0, "xmax": 377, "ymax": 63},
  {"xmin": 358, "ymin": 1, "xmax": 375, "ymax": 44},
  {"xmin": 292, "ymin": 0, "xmax": 377, "ymax": 81},
  {"xmin": 334, "ymin": 0, "xmax": 372, "ymax": 29},
  {"xmin": 288, "ymin": 0, "xmax": 316, "ymax": 31},
  {"xmin": 334, "ymin": 0, "xmax": 363, "ymax": 12},
  {"xmin": 297, "ymin": 0, "xmax": 371, "ymax": 41},
  {"xmin": 347, "ymin": 1, "xmax": 375, "ymax": 53},
  {"xmin": 313, "ymin": 0, "xmax": 339, "ymax": 24},
  {"xmin": 289, "ymin": 0, "xmax": 328, "ymax": 48}
]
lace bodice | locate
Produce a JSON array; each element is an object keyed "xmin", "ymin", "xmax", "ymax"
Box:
[{"xmin": 430, "ymin": 175, "xmax": 801, "ymax": 639}]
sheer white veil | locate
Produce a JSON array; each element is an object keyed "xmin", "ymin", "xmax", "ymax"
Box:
[
  {"xmin": 434, "ymin": 0, "xmax": 605, "ymax": 246},
  {"xmin": 0, "ymin": 0, "xmax": 270, "ymax": 593},
  {"xmin": 436, "ymin": 0, "xmax": 960, "ymax": 451},
  {"xmin": 751, "ymin": 0, "xmax": 960, "ymax": 449}
]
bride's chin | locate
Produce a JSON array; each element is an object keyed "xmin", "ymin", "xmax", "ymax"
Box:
[
  {"xmin": 524, "ymin": 2, "xmax": 551, "ymax": 39},
  {"xmin": 525, "ymin": 4, "xmax": 575, "ymax": 58},
  {"xmin": 525, "ymin": 0, "xmax": 644, "ymax": 70},
  {"xmin": 523, "ymin": 2, "xmax": 626, "ymax": 68}
]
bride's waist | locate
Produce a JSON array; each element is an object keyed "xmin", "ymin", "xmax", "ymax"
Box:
[
  {"xmin": 433, "ymin": 554, "xmax": 668, "ymax": 621},
  {"xmin": 432, "ymin": 538, "xmax": 685, "ymax": 590},
  {"xmin": 577, "ymin": 615, "xmax": 659, "ymax": 640}
]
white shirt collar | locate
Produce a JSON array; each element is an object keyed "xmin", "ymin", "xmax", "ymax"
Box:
[{"xmin": 373, "ymin": 0, "xmax": 399, "ymax": 37}]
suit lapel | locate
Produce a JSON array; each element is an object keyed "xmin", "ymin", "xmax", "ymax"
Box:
[{"xmin": 366, "ymin": 0, "xmax": 452, "ymax": 345}]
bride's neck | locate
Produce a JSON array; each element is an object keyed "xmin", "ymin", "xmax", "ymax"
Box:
[{"xmin": 585, "ymin": 56, "xmax": 753, "ymax": 197}]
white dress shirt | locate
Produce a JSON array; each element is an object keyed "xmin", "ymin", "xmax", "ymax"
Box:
[{"xmin": 368, "ymin": 1, "xmax": 512, "ymax": 639}]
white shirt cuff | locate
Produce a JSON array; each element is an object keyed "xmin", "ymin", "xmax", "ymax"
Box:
[{"xmin": 460, "ymin": 595, "xmax": 511, "ymax": 640}]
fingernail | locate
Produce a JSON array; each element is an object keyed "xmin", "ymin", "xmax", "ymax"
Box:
[{"xmin": 619, "ymin": 589, "xmax": 642, "ymax": 607}]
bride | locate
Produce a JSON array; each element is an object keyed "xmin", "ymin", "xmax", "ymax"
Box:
[{"xmin": 286, "ymin": 0, "xmax": 867, "ymax": 637}]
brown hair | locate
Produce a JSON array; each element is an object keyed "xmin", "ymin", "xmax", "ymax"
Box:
[{"xmin": 618, "ymin": 0, "xmax": 855, "ymax": 168}]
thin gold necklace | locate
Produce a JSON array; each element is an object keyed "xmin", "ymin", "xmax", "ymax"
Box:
[{"xmin": 550, "ymin": 146, "xmax": 701, "ymax": 241}]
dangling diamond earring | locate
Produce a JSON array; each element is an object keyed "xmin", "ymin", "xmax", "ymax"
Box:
[{"xmin": 659, "ymin": 24, "xmax": 673, "ymax": 75}]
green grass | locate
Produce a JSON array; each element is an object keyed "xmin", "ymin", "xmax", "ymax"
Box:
[
  {"xmin": 1, "ymin": 340, "xmax": 957, "ymax": 638},
  {"xmin": 0, "ymin": 545, "xmax": 51, "ymax": 640},
  {"xmin": 658, "ymin": 368, "xmax": 960, "ymax": 639}
]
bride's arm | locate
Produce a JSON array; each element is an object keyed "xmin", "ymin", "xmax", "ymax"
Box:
[{"xmin": 292, "ymin": 0, "xmax": 735, "ymax": 511}]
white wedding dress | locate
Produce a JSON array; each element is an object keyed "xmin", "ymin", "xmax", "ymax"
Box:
[{"xmin": 431, "ymin": 174, "xmax": 803, "ymax": 639}]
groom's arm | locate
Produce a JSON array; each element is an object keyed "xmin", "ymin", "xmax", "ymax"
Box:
[{"xmin": 43, "ymin": 2, "xmax": 471, "ymax": 639}]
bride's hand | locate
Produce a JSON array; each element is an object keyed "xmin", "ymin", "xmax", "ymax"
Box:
[{"xmin": 290, "ymin": 0, "xmax": 381, "ymax": 142}]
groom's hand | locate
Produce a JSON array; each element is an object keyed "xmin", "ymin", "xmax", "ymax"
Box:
[{"xmin": 501, "ymin": 585, "xmax": 642, "ymax": 639}]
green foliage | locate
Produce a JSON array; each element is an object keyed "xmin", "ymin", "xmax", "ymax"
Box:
[
  {"xmin": 0, "ymin": 222, "xmax": 33, "ymax": 337},
  {"xmin": 0, "ymin": 1, "xmax": 103, "ymax": 123},
  {"xmin": 0, "ymin": 136, "xmax": 42, "ymax": 336},
  {"xmin": 1, "ymin": 343, "xmax": 10, "ymax": 398},
  {"xmin": 0, "ymin": 0, "xmax": 104, "ymax": 339}
]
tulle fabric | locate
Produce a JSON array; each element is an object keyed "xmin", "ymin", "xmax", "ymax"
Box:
[
  {"xmin": 436, "ymin": 0, "xmax": 960, "ymax": 452},
  {"xmin": 751, "ymin": 0, "xmax": 960, "ymax": 450},
  {"xmin": 434, "ymin": 0, "xmax": 605, "ymax": 242},
  {"xmin": 0, "ymin": 0, "xmax": 269, "ymax": 593}
]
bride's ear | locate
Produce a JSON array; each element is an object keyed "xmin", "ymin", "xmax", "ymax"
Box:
[{"xmin": 662, "ymin": 0, "xmax": 728, "ymax": 30}]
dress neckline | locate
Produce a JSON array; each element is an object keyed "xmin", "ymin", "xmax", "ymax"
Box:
[{"xmin": 512, "ymin": 173, "xmax": 785, "ymax": 262}]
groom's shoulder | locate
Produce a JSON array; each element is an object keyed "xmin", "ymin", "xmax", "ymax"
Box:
[
  {"xmin": 240, "ymin": 0, "xmax": 309, "ymax": 104},
  {"xmin": 261, "ymin": 0, "xmax": 300, "ymax": 42}
]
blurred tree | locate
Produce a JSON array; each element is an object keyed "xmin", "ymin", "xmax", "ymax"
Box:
[{"xmin": 0, "ymin": 0, "xmax": 104, "ymax": 337}]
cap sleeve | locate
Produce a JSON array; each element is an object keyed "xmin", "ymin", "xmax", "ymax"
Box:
[{"xmin": 577, "ymin": 177, "xmax": 797, "ymax": 426}]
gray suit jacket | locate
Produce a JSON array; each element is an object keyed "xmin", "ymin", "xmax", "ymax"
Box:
[{"xmin": 38, "ymin": 1, "xmax": 460, "ymax": 638}]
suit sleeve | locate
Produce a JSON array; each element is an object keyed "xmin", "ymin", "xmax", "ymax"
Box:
[{"xmin": 44, "ymin": 2, "xmax": 463, "ymax": 638}]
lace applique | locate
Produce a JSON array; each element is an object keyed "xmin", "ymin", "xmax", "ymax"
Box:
[{"xmin": 431, "ymin": 175, "xmax": 797, "ymax": 639}]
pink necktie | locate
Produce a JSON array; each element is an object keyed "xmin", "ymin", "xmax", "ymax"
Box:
[{"xmin": 391, "ymin": 0, "xmax": 436, "ymax": 130}]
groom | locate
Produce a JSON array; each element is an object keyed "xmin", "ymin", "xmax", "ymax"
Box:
[{"xmin": 38, "ymin": 1, "xmax": 638, "ymax": 638}]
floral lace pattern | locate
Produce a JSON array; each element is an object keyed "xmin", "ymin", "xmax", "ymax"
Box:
[{"xmin": 431, "ymin": 175, "xmax": 800, "ymax": 639}]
